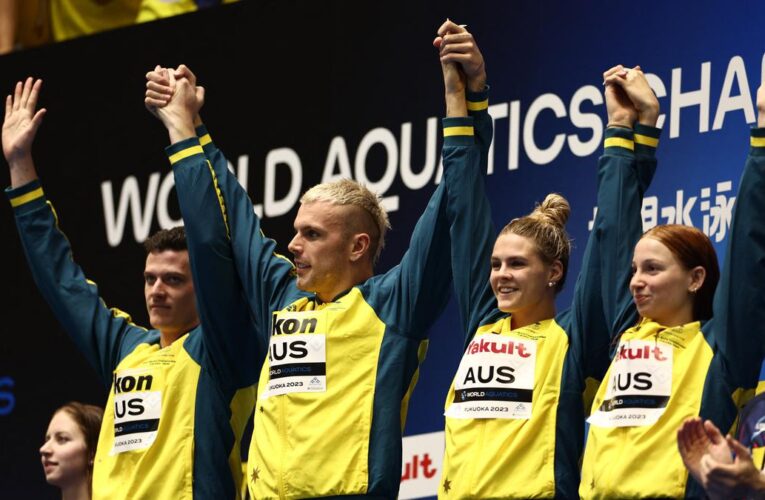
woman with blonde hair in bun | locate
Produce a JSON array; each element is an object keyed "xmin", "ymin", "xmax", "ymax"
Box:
[{"xmin": 435, "ymin": 21, "xmax": 661, "ymax": 498}]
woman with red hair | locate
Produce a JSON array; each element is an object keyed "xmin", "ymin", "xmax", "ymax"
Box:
[{"xmin": 580, "ymin": 84, "xmax": 765, "ymax": 499}]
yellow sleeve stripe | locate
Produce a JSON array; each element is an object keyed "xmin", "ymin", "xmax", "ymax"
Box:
[
  {"xmin": 467, "ymin": 99, "xmax": 489, "ymax": 111},
  {"xmin": 206, "ymin": 159, "xmax": 231, "ymax": 240},
  {"xmin": 751, "ymin": 136, "xmax": 765, "ymax": 148},
  {"xmin": 443, "ymin": 126, "xmax": 474, "ymax": 137},
  {"xmin": 169, "ymin": 145, "xmax": 204, "ymax": 165},
  {"xmin": 604, "ymin": 137, "xmax": 634, "ymax": 151},
  {"xmin": 10, "ymin": 187, "xmax": 44, "ymax": 207},
  {"xmin": 199, "ymin": 133, "xmax": 212, "ymax": 146},
  {"xmin": 634, "ymin": 134, "xmax": 659, "ymax": 148}
]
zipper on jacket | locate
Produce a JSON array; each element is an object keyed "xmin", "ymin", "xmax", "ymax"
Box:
[{"xmin": 277, "ymin": 395, "xmax": 287, "ymax": 499}]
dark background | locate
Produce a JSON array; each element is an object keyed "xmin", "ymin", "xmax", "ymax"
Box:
[{"xmin": 1, "ymin": 1, "xmax": 763, "ymax": 497}]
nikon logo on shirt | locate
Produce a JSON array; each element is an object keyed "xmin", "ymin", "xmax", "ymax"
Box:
[
  {"xmin": 265, "ymin": 311, "xmax": 328, "ymax": 397},
  {"xmin": 110, "ymin": 368, "xmax": 162, "ymax": 455},
  {"xmin": 271, "ymin": 316, "xmax": 318, "ymax": 335},
  {"xmin": 113, "ymin": 373, "xmax": 154, "ymax": 393}
]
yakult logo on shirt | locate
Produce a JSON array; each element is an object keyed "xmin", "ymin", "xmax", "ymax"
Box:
[
  {"xmin": 466, "ymin": 338, "xmax": 531, "ymax": 357},
  {"xmin": 446, "ymin": 336, "xmax": 537, "ymax": 420},
  {"xmin": 615, "ymin": 344, "xmax": 668, "ymax": 362},
  {"xmin": 588, "ymin": 339, "xmax": 673, "ymax": 428}
]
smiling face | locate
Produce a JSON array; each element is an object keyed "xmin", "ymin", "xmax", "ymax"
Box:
[
  {"xmin": 490, "ymin": 233, "xmax": 560, "ymax": 327},
  {"xmin": 630, "ymin": 236, "xmax": 704, "ymax": 326},
  {"xmin": 40, "ymin": 411, "xmax": 90, "ymax": 488},
  {"xmin": 144, "ymin": 250, "xmax": 199, "ymax": 338},
  {"xmin": 288, "ymin": 201, "xmax": 362, "ymax": 302}
]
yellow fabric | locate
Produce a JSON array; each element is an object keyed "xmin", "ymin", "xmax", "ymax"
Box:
[
  {"xmin": 248, "ymin": 289, "xmax": 385, "ymax": 499},
  {"xmin": 50, "ymin": 0, "xmax": 140, "ymax": 42},
  {"xmin": 10, "ymin": 187, "xmax": 44, "ymax": 207},
  {"xmin": 754, "ymin": 447, "xmax": 765, "ymax": 471},
  {"xmin": 93, "ymin": 335, "xmax": 198, "ymax": 500},
  {"xmin": 580, "ymin": 320, "xmax": 712, "ymax": 499},
  {"xmin": 401, "ymin": 340, "xmax": 429, "ymax": 429},
  {"xmin": 583, "ymin": 376, "xmax": 601, "ymax": 417},
  {"xmin": 443, "ymin": 126, "xmax": 475, "ymax": 137},
  {"xmin": 466, "ymin": 99, "xmax": 489, "ymax": 111},
  {"xmin": 634, "ymin": 133, "xmax": 659, "ymax": 148},
  {"xmin": 604, "ymin": 137, "xmax": 635, "ymax": 151},
  {"xmin": 137, "ymin": 0, "xmax": 239, "ymax": 23},
  {"xmin": 751, "ymin": 136, "xmax": 765, "ymax": 148},
  {"xmin": 169, "ymin": 145, "xmax": 204, "ymax": 165},
  {"xmin": 439, "ymin": 317, "xmax": 567, "ymax": 499},
  {"xmin": 228, "ymin": 387, "xmax": 256, "ymax": 499}
]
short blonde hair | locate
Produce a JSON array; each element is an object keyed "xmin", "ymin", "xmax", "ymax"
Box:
[
  {"xmin": 499, "ymin": 193, "xmax": 572, "ymax": 292},
  {"xmin": 300, "ymin": 179, "xmax": 391, "ymax": 263}
]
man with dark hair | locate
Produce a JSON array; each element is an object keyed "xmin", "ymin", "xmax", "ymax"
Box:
[
  {"xmin": 143, "ymin": 225, "xmax": 187, "ymax": 253},
  {"xmin": 4, "ymin": 77, "xmax": 257, "ymax": 499}
]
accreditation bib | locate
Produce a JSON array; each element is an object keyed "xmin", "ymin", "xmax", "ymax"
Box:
[
  {"xmin": 110, "ymin": 367, "xmax": 162, "ymax": 454},
  {"xmin": 445, "ymin": 335, "xmax": 537, "ymax": 419},
  {"xmin": 264, "ymin": 310, "xmax": 327, "ymax": 398},
  {"xmin": 588, "ymin": 339, "xmax": 673, "ymax": 427}
]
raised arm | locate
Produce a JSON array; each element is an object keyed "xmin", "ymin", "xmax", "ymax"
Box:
[
  {"xmin": 367, "ymin": 23, "xmax": 482, "ymax": 336},
  {"xmin": 434, "ymin": 20, "xmax": 496, "ymax": 339},
  {"xmin": 563, "ymin": 66, "xmax": 660, "ymax": 383},
  {"xmin": 146, "ymin": 65, "xmax": 302, "ymax": 336},
  {"xmin": 146, "ymin": 69, "xmax": 264, "ymax": 389},
  {"xmin": 709, "ymin": 83, "xmax": 765, "ymax": 394},
  {"xmin": 603, "ymin": 66, "xmax": 661, "ymax": 337},
  {"xmin": 5, "ymin": 78, "xmax": 149, "ymax": 385}
]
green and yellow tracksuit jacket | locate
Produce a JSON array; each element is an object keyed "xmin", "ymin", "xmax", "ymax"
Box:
[
  {"xmin": 167, "ymin": 113, "xmax": 480, "ymax": 498},
  {"xmin": 7, "ymin": 181, "xmax": 257, "ymax": 499},
  {"xmin": 440, "ymin": 122, "xmax": 659, "ymax": 499},
  {"xmin": 580, "ymin": 129, "xmax": 765, "ymax": 499}
]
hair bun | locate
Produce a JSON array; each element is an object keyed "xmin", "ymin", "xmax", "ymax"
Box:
[{"xmin": 530, "ymin": 193, "xmax": 570, "ymax": 228}]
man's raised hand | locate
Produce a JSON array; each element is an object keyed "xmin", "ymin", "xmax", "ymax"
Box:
[{"xmin": 3, "ymin": 77, "xmax": 45, "ymax": 165}]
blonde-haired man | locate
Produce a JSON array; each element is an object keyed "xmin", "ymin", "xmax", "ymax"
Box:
[
  {"xmin": 145, "ymin": 25, "xmax": 491, "ymax": 497},
  {"xmin": 300, "ymin": 178, "xmax": 390, "ymax": 264}
]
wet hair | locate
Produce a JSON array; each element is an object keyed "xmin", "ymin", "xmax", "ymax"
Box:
[
  {"xmin": 56, "ymin": 402, "xmax": 104, "ymax": 465},
  {"xmin": 642, "ymin": 224, "xmax": 719, "ymax": 321},
  {"xmin": 143, "ymin": 226, "xmax": 187, "ymax": 254},
  {"xmin": 499, "ymin": 193, "xmax": 572, "ymax": 292},
  {"xmin": 300, "ymin": 179, "xmax": 391, "ymax": 264}
]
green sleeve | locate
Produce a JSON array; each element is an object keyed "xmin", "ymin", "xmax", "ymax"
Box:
[
  {"xmin": 195, "ymin": 125, "xmax": 305, "ymax": 336},
  {"xmin": 7, "ymin": 181, "xmax": 152, "ymax": 386},
  {"xmin": 167, "ymin": 138, "xmax": 264, "ymax": 390},
  {"xmin": 449, "ymin": 89, "xmax": 499, "ymax": 342},
  {"xmin": 562, "ymin": 125, "xmax": 659, "ymax": 381},
  {"xmin": 709, "ymin": 128, "xmax": 765, "ymax": 391},
  {"xmin": 366, "ymin": 120, "xmax": 480, "ymax": 337}
]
